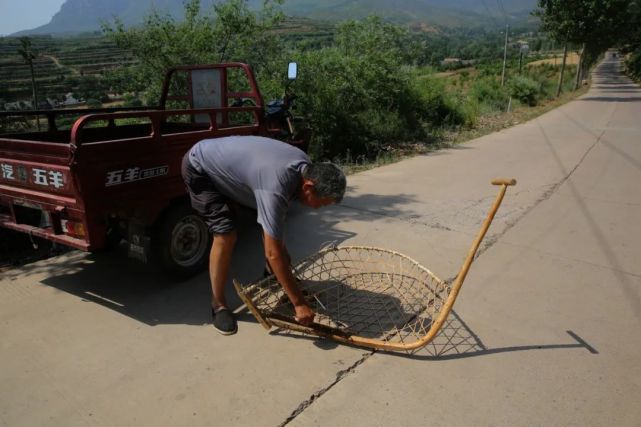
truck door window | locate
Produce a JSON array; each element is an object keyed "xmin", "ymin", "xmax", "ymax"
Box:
[
  {"xmin": 191, "ymin": 69, "xmax": 223, "ymax": 125},
  {"xmin": 165, "ymin": 71, "xmax": 191, "ymax": 111}
]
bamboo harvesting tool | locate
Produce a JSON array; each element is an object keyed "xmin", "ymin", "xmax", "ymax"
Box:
[{"xmin": 234, "ymin": 178, "xmax": 516, "ymax": 352}]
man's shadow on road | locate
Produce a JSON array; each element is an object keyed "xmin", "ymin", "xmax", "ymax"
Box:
[
  {"xmin": 38, "ymin": 219, "xmax": 351, "ymax": 327},
  {"xmin": 38, "ymin": 191, "xmax": 416, "ymax": 327}
]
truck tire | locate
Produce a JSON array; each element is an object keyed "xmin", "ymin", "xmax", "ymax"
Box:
[{"xmin": 153, "ymin": 203, "xmax": 211, "ymax": 278}]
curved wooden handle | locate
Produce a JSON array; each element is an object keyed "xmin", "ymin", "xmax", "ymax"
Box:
[{"xmin": 492, "ymin": 178, "xmax": 517, "ymax": 186}]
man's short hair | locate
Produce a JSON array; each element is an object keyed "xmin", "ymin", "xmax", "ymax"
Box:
[{"xmin": 303, "ymin": 162, "xmax": 346, "ymax": 203}]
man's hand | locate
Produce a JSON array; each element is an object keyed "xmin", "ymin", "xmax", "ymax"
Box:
[{"xmin": 294, "ymin": 303, "xmax": 315, "ymax": 326}]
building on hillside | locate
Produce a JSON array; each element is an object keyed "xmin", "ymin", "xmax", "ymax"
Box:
[
  {"xmin": 516, "ymin": 41, "xmax": 530, "ymax": 56},
  {"xmin": 441, "ymin": 58, "xmax": 462, "ymax": 66},
  {"xmin": 61, "ymin": 93, "xmax": 84, "ymax": 107},
  {"xmin": 3, "ymin": 101, "xmax": 33, "ymax": 111},
  {"xmin": 440, "ymin": 58, "xmax": 476, "ymax": 68}
]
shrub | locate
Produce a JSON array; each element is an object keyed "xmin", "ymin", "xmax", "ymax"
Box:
[
  {"xmin": 123, "ymin": 94, "xmax": 143, "ymax": 107},
  {"xmin": 524, "ymin": 63, "xmax": 578, "ymax": 99},
  {"xmin": 413, "ymin": 74, "xmax": 470, "ymax": 128},
  {"xmin": 86, "ymin": 98, "xmax": 102, "ymax": 108},
  {"xmin": 293, "ymin": 18, "xmax": 431, "ymax": 160},
  {"xmin": 508, "ymin": 75, "xmax": 541, "ymax": 106},
  {"xmin": 626, "ymin": 50, "xmax": 641, "ymax": 80},
  {"xmin": 469, "ymin": 77, "xmax": 508, "ymax": 112}
]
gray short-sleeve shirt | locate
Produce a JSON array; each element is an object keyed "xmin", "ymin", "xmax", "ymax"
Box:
[{"xmin": 188, "ymin": 136, "xmax": 310, "ymax": 240}]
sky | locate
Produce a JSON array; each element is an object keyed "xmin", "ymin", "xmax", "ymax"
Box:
[{"xmin": 0, "ymin": 0, "xmax": 66, "ymax": 36}]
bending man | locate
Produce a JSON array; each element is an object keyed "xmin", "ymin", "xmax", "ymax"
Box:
[{"xmin": 182, "ymin": 135, "xmax": 346, "ymax": 335}]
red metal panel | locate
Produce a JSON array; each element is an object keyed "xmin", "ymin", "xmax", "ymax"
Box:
[
  {"xmin": 0, "ymin": 158, "xmax": 75, "ymax": 195},
  {"xmin": 0, "ymin": 213, "xmax": 90, "ymax": 250}
]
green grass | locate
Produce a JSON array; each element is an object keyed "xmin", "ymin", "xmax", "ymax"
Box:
[{"xmin": 338, "ymin": 62, "xmax": 590, "ymax": 176}]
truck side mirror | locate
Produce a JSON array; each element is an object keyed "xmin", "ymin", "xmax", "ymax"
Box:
[{"xmin": 288, "ymin": 62, "xmax": 298, "ymax": 80}]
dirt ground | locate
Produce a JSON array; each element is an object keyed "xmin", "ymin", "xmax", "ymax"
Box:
[{"xmin": 528, "ymin": 52, "xmax": 580, "ymax": 67}]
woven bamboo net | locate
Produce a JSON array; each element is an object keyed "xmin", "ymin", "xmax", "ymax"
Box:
[
  {"xmin": 236, "ymin": 246, "xmax": 452, "ymax": 349},
  {"xmin": 235, "ymin": 179, "xmax": 515, "ymax": 352}
]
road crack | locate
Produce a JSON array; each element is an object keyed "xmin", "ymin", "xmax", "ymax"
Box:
[{"xmin": 279, "ymin": 351, "xmax": 375, "ymax": 426}]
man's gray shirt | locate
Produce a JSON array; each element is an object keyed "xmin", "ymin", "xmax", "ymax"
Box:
[{"xmin": 188, "ymin": 135, "xmax": 310, "ymax": 240}]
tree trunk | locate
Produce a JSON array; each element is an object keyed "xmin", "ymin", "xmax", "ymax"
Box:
[
  {"xmin": 28, "ymin": 59, "xmax": 40, "ymax": 131},
  {"xmin": 556, "ymin": 40, "xmax": 569, "ymax": 98},
  {"xmin": 574, "ymin": 43, "xmax": 585, "ymax": 90},
  {"xmin": 519, "ymin": 51, "xmax": 523, "ymax": 73}
]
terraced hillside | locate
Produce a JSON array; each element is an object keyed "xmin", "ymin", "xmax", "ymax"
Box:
[
  {"xmin": 0, "ymin": 35, "xmax": 135, "ymax": 108},
  {"xmin": 275, "ymin": 17, "xmax": 335, "ymax": 48}
]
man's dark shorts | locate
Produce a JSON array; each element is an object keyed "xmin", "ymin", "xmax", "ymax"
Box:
[{"xmin": 181, "ymin": 153, "xmax": 236, "ymax": 235}]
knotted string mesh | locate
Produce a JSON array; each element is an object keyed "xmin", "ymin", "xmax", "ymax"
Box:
[{"xmin": 237, "ymin": 246, "xmax": 453, "ymax": 348}]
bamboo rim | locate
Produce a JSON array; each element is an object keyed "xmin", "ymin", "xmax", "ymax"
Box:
[{"xmin": 235, "ymin": 179, "xmax": 516, "ymax": 352}]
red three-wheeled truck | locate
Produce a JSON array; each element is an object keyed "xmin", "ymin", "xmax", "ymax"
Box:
[{"xmin": 0, "ymin": 62, "xmax": 307, "ymax": 277}]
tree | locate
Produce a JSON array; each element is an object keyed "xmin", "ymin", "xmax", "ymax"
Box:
[
  {"xmin": 535, "ymin": 0, "xmax": 632, "ymax": 94},
  {"xmin": 76, "ymin": 75, "xmax": 108, "ymax": 102},
  {"xmin": 17, "ymin": 37, "xmax": 40, "ymax": 129},
  {"xmin": 102, "ymin": 0, "xmax": 285, "ymax": 103},
  {"xmin": 292, "ymin": 17, "xmax": 439, "ymax": 160},
  {"xmin": 620, "ymin": 0, "xmax": 641, "ymax": 79}
]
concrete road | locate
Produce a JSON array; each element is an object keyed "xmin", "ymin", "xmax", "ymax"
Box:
[{"xmin": 1, "ymin": 55, "xmax": 640, "ymax": 426}]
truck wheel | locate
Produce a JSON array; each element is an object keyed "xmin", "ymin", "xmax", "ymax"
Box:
[{"xmin": 153, "ymin": 204, "xmax": 210, "ymax": 278}]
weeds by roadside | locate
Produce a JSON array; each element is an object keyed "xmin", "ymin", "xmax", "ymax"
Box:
[
  {"xmin": 338, "ymin": 82, "xmax": 590, "ymax": 176},
  {"xmin": 449, "ymin": 85, "xmax": 590, "ymax": 144}
]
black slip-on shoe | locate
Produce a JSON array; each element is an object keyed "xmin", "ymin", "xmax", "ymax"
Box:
[{"xmin": 212, "ymin": 308, "xmax": 238, "ymax": 335}]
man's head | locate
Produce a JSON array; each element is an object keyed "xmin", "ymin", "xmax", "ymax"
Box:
[{"xmin": 299, "ymin": 162, "xmax": 346, "ymax": 209}]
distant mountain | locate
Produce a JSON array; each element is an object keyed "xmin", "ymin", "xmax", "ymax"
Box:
[
  {"xmin": 282, "ymin": 0, "xmax": 537, "ymax": 18},
  {"xmin": 279, "ymin": 0, "xmax": 538, "ymax": 27},
  {"xmin": 14, "ymin": 0, "xmax": 538, "ymax": 36}
]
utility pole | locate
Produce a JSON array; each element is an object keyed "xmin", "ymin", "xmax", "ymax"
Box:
[
  {"xmin": 501, "ymin": 24, "xmax": 509, "ymax": 87},
  {"xmin": 18, "ymin": 37, "xmax": 40, "ymax": 131},
  {"xmin": 574, "ymin": 43, "xmax": 585, "ymax": 90},
  {"xmin": 519, "ymin": 50, "xmax": 523, "ymax": 73},
  {"xmin": 556, "ymin": 38, "xmax": 569, "ymax": 98},
  {"xmin": 519, "ymin": 43, "xmax": 529, "ymax": 73}
]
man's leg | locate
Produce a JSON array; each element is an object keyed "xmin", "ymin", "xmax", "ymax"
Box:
[
  {"xmin": 209, "ymin": 230, "xmax": 237, "ymax": 310},
  {"xmin": 181, "ymin": 152, "xmax": 238, "ymax": 334},
  {"xmin": 208, "ymin": 230, "xmax": 238, "ymax": 335}
]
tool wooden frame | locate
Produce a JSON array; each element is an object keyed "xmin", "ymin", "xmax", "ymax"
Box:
[{"xmin": 234, "ymin": 179, "xmax": 516, "ymax": 352}]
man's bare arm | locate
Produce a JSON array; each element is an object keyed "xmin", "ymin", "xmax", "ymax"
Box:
[{"xmin": 263, "ymin": 232, "xmax": 314, "ymax": 325}]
